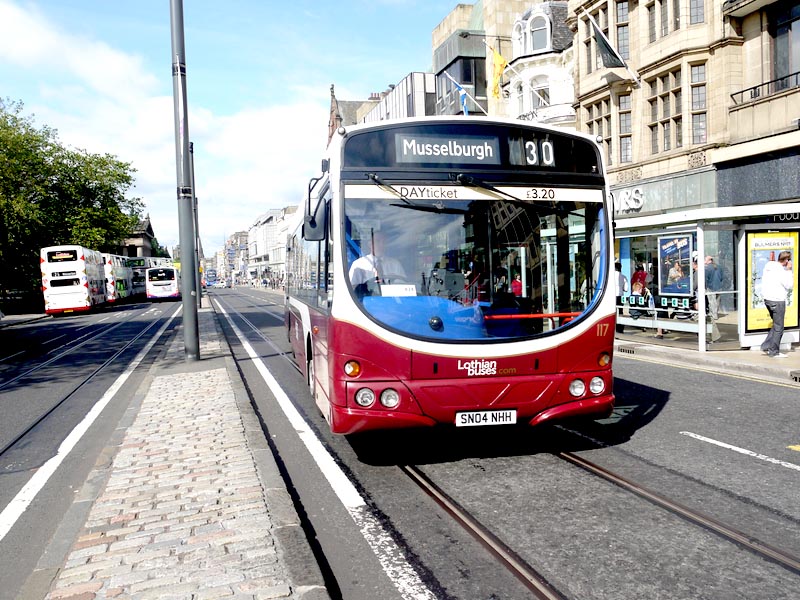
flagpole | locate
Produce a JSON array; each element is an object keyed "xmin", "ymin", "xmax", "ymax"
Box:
[{"xmin": 443, "ymin": 71, "xmax": 489, "ymax": 115}]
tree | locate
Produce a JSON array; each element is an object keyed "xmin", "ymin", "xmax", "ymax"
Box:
[{"xmin": 0, "ymin": 99, "xmax": 144, "ymax": 311}]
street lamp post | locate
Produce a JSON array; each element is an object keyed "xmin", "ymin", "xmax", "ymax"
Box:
[{"xmin": 169, "ymin": 0, "xmax": 200, "ymax": 360}]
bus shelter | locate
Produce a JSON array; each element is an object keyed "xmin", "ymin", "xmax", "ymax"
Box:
[{"xmin": 614, "ymin": 203, "xmax": 799, "ymax": 353}]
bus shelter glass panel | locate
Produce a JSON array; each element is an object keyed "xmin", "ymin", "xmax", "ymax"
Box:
[{"xmin": 343, "ymin": 193, "xmax": 605, "ymax": 342}]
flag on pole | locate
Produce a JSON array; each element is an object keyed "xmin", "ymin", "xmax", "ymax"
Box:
[
  {"xmin": 586, "ymin": 12, "xmax": 626, "ymax": 68},
  {"xmin": 455, "ymin": 81, "xmax": 469, "ymax": 115},
  {"xmin": 490, "ymin": 46, "xmax": 508, "ymax": 99},
  {"xmin": 443, "ymin": 71, "xmax": 470, "ymax": 115}
]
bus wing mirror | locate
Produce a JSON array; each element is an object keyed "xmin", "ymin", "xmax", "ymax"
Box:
[{"xmin": 303, "ymin": 199, "xmax": 327, "ymax": 241}]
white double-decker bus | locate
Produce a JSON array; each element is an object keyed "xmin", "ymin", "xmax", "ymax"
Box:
[
  {"xmin": 40, "ymin": 245, "xmax": 106, "ymax": 315},
  {"xmin": 101, "ymin": 253, "xmax": 133, "ymax": 303}
]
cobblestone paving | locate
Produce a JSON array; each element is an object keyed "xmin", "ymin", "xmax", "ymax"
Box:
[{"xmin": 45, "ymin": 365, "xmax": 294, "ymax": 600}]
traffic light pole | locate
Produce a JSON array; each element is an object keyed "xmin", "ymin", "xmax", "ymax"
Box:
[{"xmin": 170, "ymin": 0, "xmax": 199, "ymax": 360}]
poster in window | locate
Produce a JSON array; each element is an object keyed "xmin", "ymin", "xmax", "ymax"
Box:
[
  {"xmin": 658, "ymin": 235, "xmax": 692, "ymax": 296},
  {"xmin": 745, "ymin": 231, "xmax": 798, "ymax": 333}
]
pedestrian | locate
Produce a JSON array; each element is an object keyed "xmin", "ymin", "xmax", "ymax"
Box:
[
  {"xmin": 703, "ymin": 255, "xmax": 722, "ymax": 323},
  {"xmin": 691, "ymin": 252, "xmax": 721, "ymax": 342},
  {"xmin": 631, "ymin": 264, "xmax": 648, "ymax": 289},
  {"xmin": 760, "ymin": 250, "xmax": 793, "ymax": 358},
  {"xmin": 615, "ymin": 262, "xmax": 628, "ymax": 333}
]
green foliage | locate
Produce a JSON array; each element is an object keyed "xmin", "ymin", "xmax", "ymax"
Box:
[{"xmin": 0, "ymin": 99, "xmax": 143, "ymax": 310}]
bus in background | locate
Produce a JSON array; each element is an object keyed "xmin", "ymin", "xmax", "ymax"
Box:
[
  {"xmin": 101, "ymin": 253, "xmax": 133, "ymax": 303},
  {"xmin": 286, "ymin": 116, "xmax": 616, "ymax": 435},
  {"xmin": 40, "ymin": 245, "xmax": 106, "ymax": 315},
  {"xmin": 204, "ymin": 268, "xmax": 218, "ymax": 287},
  {"xmin": 145, "ymin": 266, "xmax": 181, "ymax": 300},
  {"xmin": 128, "ymin": 256, "xmax": 172, "ymax": 297}
]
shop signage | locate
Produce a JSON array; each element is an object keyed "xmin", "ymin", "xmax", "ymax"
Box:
[{"xmin": 612, "ymin": 187, "xmax": 644, "ymax": 214}]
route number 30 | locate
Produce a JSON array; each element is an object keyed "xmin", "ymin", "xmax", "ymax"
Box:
[{"xmin": 525, "ymin": 139, "xmax": 555, "ymax": 166}]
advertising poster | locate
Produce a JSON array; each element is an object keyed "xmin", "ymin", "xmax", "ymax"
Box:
[
  {"xmin": 658, "ymin": 235, "xmax": 692, "ymax": 296},
  {"xmin": 746, "ymin": 231, "xmax": 798, "ymax": 332}
]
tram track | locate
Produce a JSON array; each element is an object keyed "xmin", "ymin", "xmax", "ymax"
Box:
[
  {"xmin": 402, "ymin": 464, "xmax": 566, "ymax": 599},
  {"xmin": 557, "ymin": 450, "xmax": 800, "ymax": 575},
  {"xmin": 0, "ymin": 309, "xmax": 175, "ymax": 458},
  {"xmin": 215, "ymin": 289, "xmax": 800, "ymax": 598}
]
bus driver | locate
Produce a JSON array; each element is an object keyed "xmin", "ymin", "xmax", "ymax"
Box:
[{"xmin": 349, "ymin": 229, "xmax": 407, "ymax": 298}]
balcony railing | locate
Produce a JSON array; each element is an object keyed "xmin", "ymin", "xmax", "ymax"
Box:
[{"xmin": 730, "ymin": 71, "xmax": 800, "ymax": 105}]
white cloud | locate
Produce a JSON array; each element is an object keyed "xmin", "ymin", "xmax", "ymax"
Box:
[{"xmin": 0, "ymin": 0, "xmax": 330, "ymax": 256}]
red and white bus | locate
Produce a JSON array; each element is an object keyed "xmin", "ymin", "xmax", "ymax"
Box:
[
  {"xmin": 40, "ymin": 245, "xmax": 106, "ymax": 315},
  {"xmin": 286, "ymin": 117, "xmax": 616, "ymax": 435},
  {"xmin": 101, "ymin": 253, "xmax": 133, "ymax": 303}
]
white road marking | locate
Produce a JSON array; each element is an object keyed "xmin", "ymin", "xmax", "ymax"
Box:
[
  {"xmin": 215, "ymin": 300, "xmax": 436, "ymax": 600},
  {"xmin": 680, "ymin": 431, "xmax": 800, "ymax": 472},
  {"xmin": 0, "ymin": 307, "xmax": 180, "ymax": 542},
  {"xmin": 0, "ymin": 350, "xmax": 25, "ymax": 363}
]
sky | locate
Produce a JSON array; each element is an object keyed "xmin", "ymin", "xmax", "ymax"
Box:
[{"xmin": 0, "ymin": 0, "xmax": 458, "ymax": 257}]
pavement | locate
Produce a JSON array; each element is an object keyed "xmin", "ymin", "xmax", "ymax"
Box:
[
  {"xmin": 9, "ymin": 300, "xmax": 330, "ymax": 600},
  {"xmin": 2, "ymin": 296, "xmax": 798, "ymax": 599}
]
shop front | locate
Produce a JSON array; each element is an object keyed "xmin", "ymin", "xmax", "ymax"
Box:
[{"xmin": 611, "ymin": 171, "xmax": 799, "ymax": 352}]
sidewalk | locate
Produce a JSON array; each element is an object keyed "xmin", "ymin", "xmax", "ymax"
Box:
[
  {"xmin": 20, "ymin": 299, "xmax": 330, "ymax": 600},
  {"xmin": 614, "ymin": 337, "xmax": 800, "ymax": 385}
]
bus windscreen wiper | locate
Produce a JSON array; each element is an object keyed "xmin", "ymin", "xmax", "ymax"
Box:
[
  {"xmin": 453, "ymin": 173, "xmax": 523, "ymax": 203},
  {"xmin": 365, "ymin": 173, "xmax": 414, "ymax": 205}
]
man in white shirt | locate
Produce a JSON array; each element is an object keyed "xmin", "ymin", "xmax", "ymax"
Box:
[
  {"xmin": 760, "ymin": 250, "xmax": 794, "ymax": 358},
  {"xmin": 349, "ymin": 230, "xmax": 407, "ymax": 298}
]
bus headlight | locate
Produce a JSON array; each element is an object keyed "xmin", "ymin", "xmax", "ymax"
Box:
[
  {"xmin": 589, "ymin": 377, "xmax": 605, "ymax": 394},
  {"xmin": 354, "ymin": 388, "xmax": 376, "ymax": 407},
  {"xmin": 568, "ymin": 379, "xmax": 586, "ymax": 397},
  {"xmin": 380, "ymin": 389, "xmax": 400, "ymax": 408},
  {"xmin": 344, "ymin": 360, "xmax": 361, "ymax": 377}
]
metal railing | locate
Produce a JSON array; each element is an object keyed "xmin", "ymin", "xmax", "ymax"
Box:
[{"xmin": 730, "ymin": 71, "xmax": 800, "ymax": 105}]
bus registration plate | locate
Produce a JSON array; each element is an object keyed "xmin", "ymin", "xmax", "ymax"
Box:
[{"xmin": 455, "ymin": 409, "xmax": 517, "ymax": 427}]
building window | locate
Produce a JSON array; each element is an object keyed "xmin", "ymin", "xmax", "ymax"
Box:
[
  {"xmin": 648, "ymin": 3, "xmax": 657, "ymax": 43},
  {"xmin": 531, "ymin": 16, "xmax": 549, "ymax": 51},
  {"xmin": 585, "ymin": 33, "xmax": 594, "ymax": 75},
  {"xmin": 659, "ymin": 0, "xmax": 669, "ymax": 36},
  {"xmin": 513, "ymin": 23, "xmax": 525, "ymax": 57},
  {"xmin": 530, "ymin": 76, "xmax": 550, "ymax": 108},
  {"xmin": 619, "ymin": 93, "xmax": 632, "ymax": 163},
  {"xmin": 773, "ymin": 2, "xmax": 800, "ymax": 85},
  {"xmin": 689, "ymin": 0, "xmax": 704, "ymax": 24},
  {"xmin": 691, "ymin": 63, "xmax": 707, "ymax": 144},
  {"xmin": 673, "ymin": 0, "xmax": 681, "ymax": 30},
  {"xmin": 620, "ymin": 137, "xmax": 631, "ymax": 163},
  {"xmin": 587, "ymin": 99, "xmax": 612, "ymax": 165},
  {"xmin": 647, "ymin": 68, "xmax": 683, "ymax": 153},
  {"xmin": 516, "ymin": 83, "xmax": 524, "ymax": 115},
  {"xmin": 595, "ymin": 9, "xmax": 610, "ymax": 71},
  {"xmin": 617, "ymin": 2, "xmax": 630, "ymax": 60}
]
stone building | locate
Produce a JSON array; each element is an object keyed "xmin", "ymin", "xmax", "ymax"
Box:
[{"xmin": 568, "ymin": 0, "xmax": 799, "ymax": 350}]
